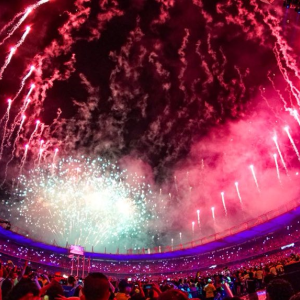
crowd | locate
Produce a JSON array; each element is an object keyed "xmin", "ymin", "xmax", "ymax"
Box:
[
  {"xmin": 0, "ymin": 251, "xmax": 300, "ymax": 300},
  {"xmin": 1, "ymin": 221, "xmax": 300, "ymax": 276}
]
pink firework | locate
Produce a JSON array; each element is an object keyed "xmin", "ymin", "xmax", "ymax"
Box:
[
  {"xmin": 0, "ymin": 47, "xmax": 16, "ymax": 80},
  {"xmin": 234, "ymin": 182, "xmax": 243, "ymax": 207},
  {"xmin": 273, "ymin": 136, "xmax": 288, "ymax": 175},
  {"xmin": 284, "ymin": 127, "xmax": 300, "ymax": 161},
  {"xmin": 221, "ymin": 192, "xmax": 227, "ymax": 216},
  {"xmin": 249, "ymin": 165, "xmax": 260, "ymax": 192}
]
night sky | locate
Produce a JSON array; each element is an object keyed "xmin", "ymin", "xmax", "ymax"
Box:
[{"xmin": 0, "ymin": 0, "xmax": 300, "ymax": 250}]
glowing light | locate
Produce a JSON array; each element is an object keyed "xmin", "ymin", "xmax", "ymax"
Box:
[
  {"xmin": 235, "ymin": 182, "xmax": 243, "ymax": 206},
  {"xmin": 192, "ymin": 221, "xmax": 195, "ymax": 236},
  {"xmin": 0, "ymin": 98, "xmax": 13, "ymax": 160},
  {"xmin": 250, "ymin": 165, "xmax": 260, "ymax": 192},
  {"xmin": 291, "ymin": 110, "xmax": 300, "ymax": 126},
  {"xmin": 284, "ymin": 127, "xmax": 300, "ymax": 161},
  {"xmin": 221, "ymin": 192, "xmax": 227, "ymax": 216},
  {"xmin": 273, "ymin": 154, "xmax": 281, "ymax": 182},
  {"xmin": 197, "ymin": 209, "xmax": 200, "ymax": 227},
  {"xmin": 211, "ymin": 207, "xmax": 215, "ymax": 222},
  {"xmin": 273, "ymin": 136, "xmax": 288, "ymax": 175},
  {"xmin": 7, "ymin": 157, "xmax": 158, "ymax": 250},
  {"xmin": 0, "ymin": 47, "xmax": 16, "ymax": 80}
]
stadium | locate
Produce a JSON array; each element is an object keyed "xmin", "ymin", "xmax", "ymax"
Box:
[{"xmin": 1, "ymin": 0, "xmax": 300, "ymax": 300}]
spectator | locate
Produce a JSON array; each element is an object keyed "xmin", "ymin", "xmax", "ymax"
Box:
[
  {"xmin": 245, "ymin": 273, "xmax": 258, "ymax": 300},
  {"xmin": 83, "ymin": 273, "xmax": 110, "ymax": 300},
  {"xmin": 264, "ymin": 267, "xmax": 275, "ymax": 287},
  {"xmin": 255, "ymin": 267, "xmax": 263, "ymax": 290},
  {"xmin": 6, "ymin": 278, "xmax": 39, "ymax": 300},
  {"xmin": 203, "ymin": 279, "xmax": 216, "ymax": 300},
  {"xmin": 45, "ymin": 281, "xmax": 64, "ymax": 300},
  {"xmin": 115, "ymin": 280, "xmax": 130, "ymax": 300},
  {"xmin": 1, "ymin": 279, "xmax": 13, "ymax": 300},
  {"xmin": 158, "ymin": 290, "xmax": 188, "ymax": 300},
  {"xmin": 266, "ymin": 279, "xmax": 294, "ymax": 300},
  {"xmin": 62, "ymin": 276, "xmax": 77, "ymax": 297}
]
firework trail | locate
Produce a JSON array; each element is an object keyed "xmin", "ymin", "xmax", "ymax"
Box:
[
  {"xmin": 0, "ymin": 0, "xmax": 49, "ymax": 47},
  {"xmin": 15, "ymin": 26, "xmax": 31, "ymax": 49},
  {"xmin": 1, "ymin": 115, "xmax": 26, "ymax": 187},
  {"xmin": 19, "ymin": 144, "xmax": 29, "ymax": 175},
  {"xmin": 0, "ymin": 47, "xmax": 15, "ymax": 80},
  {"xmin": 284, "ymin": 127, "xmax": 300, "ymax": 161},
  {"xmin": 0, "ymin": 12, "xmax": 24, "ymax": 37},
  {"xmin": 221, "ymin": 192, "xmax": 227, "ymax": 216},
  {"xmin": 273, "ymin": 136, "xmax": 288, "ymax": 175},
  {"xmin": 235, "ymin": 182, "xmax": 243, "ymax": 207},
  {"xmin": 29, "ymin": 120, "xmax": 40, "ymax": 142},
  {"xmin": 249, "ymin": 165, "xmax": 260, "ymax": 192},
  {"xmin": 0, "ymin": 8, "xmax": 32, "ymax": 47},
  {"xmin": 197, "ymin": 209, "xmax": 200, "ymax": 227},
  {"xmin": 53, "ymin": 148, "xmax": 59, "ymax": 164},
  {"xmin": 7, "ymin": 85, "xmax": 34, "ymax": 145},
  {"xmin": 0, "ymin": 27, "xmax": 31, "ymax": 80},
  {"xmin": 211, "ymin": 207, "xmax": 215, "ymax": 223},
  {"xmin": 273, "ymin": 154, "xmax": 281, "ymax": 183},
  {"xmin": 289, "ymin": 109, "xmax": 300, "ymax": 126},
  {"xmin": 35, "ymin": 140, "xmax": 44, "ymax": 167},
  {"xmin": 0, "ymin": 99, "xmax": 12, "ymax": 161},
  {"xmin": 12, "ymin": 66, "xmax": 35, "ymax": 101}
]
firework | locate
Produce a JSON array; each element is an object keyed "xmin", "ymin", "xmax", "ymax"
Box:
[
  {"xmin": 0, "ymin": 99, "xmax": 12, "ymax": 160},
  {"xmin": 211, "ymin": 207, "xmax": 215, "ymax": 223},
  {"xmin": 234, "ymin": 182, "xmax": 243, "ymax": 207},
  {"xmin": 197, "ymin": 209, "xmax": 200, "ymax": 227},
  {"xmin": 12, "ymin": 66, "xmax": 35, "ymax": 101},
  {"xmin": 7, "ymin": 157, "xmax": 158, "ymax": 250},
  {"xmin": 249, "ymin": 165, "xmax": 260, "ymax": 192},
  {"xmin": 0, "ymin": 47, "xmax": 16, "ymax": 80},
  {"xmin": 0, "ymin": 0, "xmax": 49, "ymax": 47},
  {"xmin": 273, "ymin": 154, "xmax": 281, "ymax": 182},
  {"xmin": 0, "ymin": 9, "xmax": 32, "ymax": 47},
  {"xmin": 273, "ymin": 136, "xmax": 288, "ymax": 174},
  {"xmin": 221, "ymin": 192, "xmax": 227, "ymax": 216},
  {"xmin": 284, "ymin": 127, "xmax": 300, "ymax": 161},
  {"xmin": 192, "ymin": 221, "xmax": 195, "ymax": 235}
]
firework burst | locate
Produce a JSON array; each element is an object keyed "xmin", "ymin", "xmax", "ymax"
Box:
[{"xmin": 7, "ymin": 156, "xmax": 158, "ymax": 250}]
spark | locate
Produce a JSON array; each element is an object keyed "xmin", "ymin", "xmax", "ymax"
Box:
[
  {"xmin": 273, "ymin": 154, "xmax": 281, "ymax": 183},
  {"xmin": 37, "ymin": 140, "xmax": 44, "ymax": 166},
  {"xmin": 27, "ymin": 120, "xmax": 40, "ymax": 146},
  {"xmin": 234, "ymin": 182, "xmax": 243, "ymax": 207},
  {"xmin": 197, "ymin": 209, "xmax": 200, "ymax": 227},
  {"xmin": 15, "ymin": 26, "xmax": 31, "ymax": 49},
  {"xmin": 53, "ymin": 148, "xmax": 59, "ymax": 164},
  {"xmin": 19, "ymin": 144, "xmax": 29, "ymax": 175},
  {"xmin": 273, "ymin": 136, "xmax": 288, "ymax": 175},
  {"xmin": 0, "ymin": 0, "xmax": 49, "ymax": 47},
  {"xmin": 13, "ymin": 66, "xmax": 35, "ymax": 101},
  {"xmin": 8, "ymin": 157, "xmax": 158, "ymax": 249},
  {"xmin": 221, "ymin": 191, "xmax": 227, "ymax": 216},
  {"xmin": 289, "ymin": 109, "xmax": 300, "ymax": 126},
  {"xmin": 284, "ymin": 127, "xmax": 300, "ymax": 161},
  {"xmin": 0, "ymin": 8, "xmax": 32, "ymax": 46},
  {"xmin": 250, "ymin": 165, "xmax": 260, "ymax": 192},
  {"xmin": 2, "ymin": 115, "xmax": 27, "ymax": 186},
  {"xmin": 192, "ymin": 221, "xmax": 195, "ymax": 236},
  {"xmin": 0, "ymin": 99, "xmax": 12, "ymax": 160},
  {"xmin": 211, "ymin": 207, "xmax": 215, "ymax": 223},
  {"xmin": 0, "ymin": 47, "xmax": 16, "ymax": 80}
]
